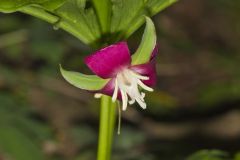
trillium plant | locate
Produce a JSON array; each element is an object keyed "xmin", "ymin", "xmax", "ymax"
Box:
[{"xmin": 0, "ymin": 0, "xmax": 177, "ymax": 159}]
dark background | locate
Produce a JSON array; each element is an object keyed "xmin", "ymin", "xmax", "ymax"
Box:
[{"xmin": 0, "ymin": 0, "xmax": 240, "ymax": 159}]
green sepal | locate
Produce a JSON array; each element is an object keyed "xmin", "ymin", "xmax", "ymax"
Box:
[
  {"xmin": 60, "ymin": 65, "xmax": 109, "ymax": 91},
  {"xmin": 131, "ymin": 17, "xmax": 156, "ymax": 65},
  {"xmin": 0, "ymin": 0, "xmax": 67, "ymax": 13}
]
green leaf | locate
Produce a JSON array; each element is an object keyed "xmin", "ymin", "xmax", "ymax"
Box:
[
  {"xmin": 92, "ymin": 0, "xmax": 111, "ymax": 33},
  {"xmin": 110, "ymin": 0, "xmax": 144, "ymax": 32},
  {"xmin": 131, "ymin": 17, "xmax": 156, "ymax": 65},
  {"xmin": 111, "ymin": 0, "xmax": 177, "ymax": 41},
  {"xmin": 54, "ymin": 0, "xmax": 101, "ymax": 44},
  {"xmin": 60, "ymin": 65, "xmax": 109, "ymax": 91},
  {"xmin": 0, "ymin": 0, "xmax": 67, "ymax": 13},
  {"xmin": 0, "ymin": 126, "xmax": 45, "ymax": 160},
  {"xmin": 111, "ymin": 0, "xmax": 145, "ymax": 38}
]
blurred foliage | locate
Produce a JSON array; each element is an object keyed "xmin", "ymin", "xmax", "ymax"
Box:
[
  {"xmin": 0, "ymin": 0, "xmax": 240, "ymax": 159},
  {"xmin": 0, "ymin": 94, "xmax": 52, "ymax": 160},
  {"xmin": 187, "ymin": 150, "xmax": 229, "ymax": 160},
  {"xmin": 186, "ymin": 150, "xmax": 240, "ymax": 160},
  {"xmin": 234, "ymin": 153, "xmax": 240, "ymax": 160}
]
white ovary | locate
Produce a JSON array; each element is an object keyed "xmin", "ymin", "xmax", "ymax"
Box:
[{"xmin": 112, "ymin": 68, "xmax": 153, "ymax": 111}]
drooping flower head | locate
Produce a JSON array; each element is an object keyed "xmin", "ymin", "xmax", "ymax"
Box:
[{"xmin": 60, "ymin": 17, "xmax": 157, "ymax": 111}]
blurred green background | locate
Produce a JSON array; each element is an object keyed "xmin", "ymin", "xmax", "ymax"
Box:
[{"xmin": 0, "ymin": 0, "xmax": 240, "ymax": 159}]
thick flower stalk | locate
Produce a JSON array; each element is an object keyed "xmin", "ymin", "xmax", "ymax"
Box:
[{"xmin": 60, "ymin": 17, "xmax": 157, "ymax": 111}]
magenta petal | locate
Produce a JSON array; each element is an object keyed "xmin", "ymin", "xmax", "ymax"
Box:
[
  {"xmin": 100, "ymin": 79, "xmax": 114, "ymax": 96},
  {"xmin": 84, "ymin": 42, "xmax": 131, "ymax": 79},
  {"xmin": 130, "ymin": 61, "xmax": 157, "ymax": 86},
  {"xmin": 130, "ymin": 45, "xmax": 158, "ymax": 86},
  {"xmin": 99, "ymin": 79, "xmax": 122, "ymax": 100}
]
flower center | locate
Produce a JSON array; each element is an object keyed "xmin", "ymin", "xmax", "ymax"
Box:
[{"xmin": 111, "ymin": 68, "xmax": 153, "ymax": 110}]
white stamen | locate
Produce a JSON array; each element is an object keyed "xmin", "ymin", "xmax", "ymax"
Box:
[
  {"xmin": 112, "ymin": 68, "xmax": 153, "ymax": 111},
  {"xmin": 130, "ymin": 71, "xmax": 149, "ymax": 80},
  {"xmin": 94, "ymin": 93, "xmax": 102, "ymax": 98},
  {"xmin": 112, "ymin": 79, "xmax": 118, "ymax": 102},
  {"xmin": 120, "ymin": 90, "xmax": 128, "ymax": 111},
  {"xmin": 117, "ymin": 102, "xmax": 122, "ymax": 135},
  {"xmin": 137, "ymin": 79, "xmax": 154, "ymax": 92}
]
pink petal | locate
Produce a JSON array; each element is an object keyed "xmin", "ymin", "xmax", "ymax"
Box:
[
  {"xmin": 130, "ymin": 61, "xmax": 157, "ymax": 86},
  {"xmin": 130, "ymin": 45, "xmax": 158, "ymax": 86},
  {"xmin": 99, "ymin": 79, "xmax": 122, "ymax": 100},
  {"xmin": 84, "ymin": 42, "xmax": 131, "ymax": 79}
]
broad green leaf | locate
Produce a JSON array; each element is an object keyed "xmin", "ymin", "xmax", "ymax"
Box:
[
  {"xmin": 111, "ymin": 0, "xmax": 146, "ymax": 38},
  {"xmin": 0, "ymin": 126, "xmax": 45, "ymax": 160},
  {"xmin": 60, "ymin": 66, "xmax": 109, "ymax": 91},
  {"xmin": 54, "ymin": 0, "xmax": 101, "ymax": 44},
  {"xmin": 111, "ymin": 0, "xmax": 177, "ymax": 41},
  {"xmin": 110, "ymin": 0, "xmax": 144, "ymax": 33},
  {"xmin": 0, "ymin": 0, "xmax": 67, "ymax": 13},
  {"xmin": 92, "ymin": 0, "xmax": 111, "ymax": 33},
  {"xmin": 131, "ymin": 17, "xmax": 156, "ymax": 65}
]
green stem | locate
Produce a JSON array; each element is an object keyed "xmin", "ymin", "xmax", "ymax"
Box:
[
  {"xmin": 107, "ymin": 99, "xmax": 117, "ymax": 160},
  {"xmin": 97, "ymin": 96, "xmax": 116, "ymax": 160}
]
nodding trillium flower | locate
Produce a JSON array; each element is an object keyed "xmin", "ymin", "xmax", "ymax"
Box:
[{"xmin": 60, "ymin": 17, "xmax": 157, "ymax": 111}]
